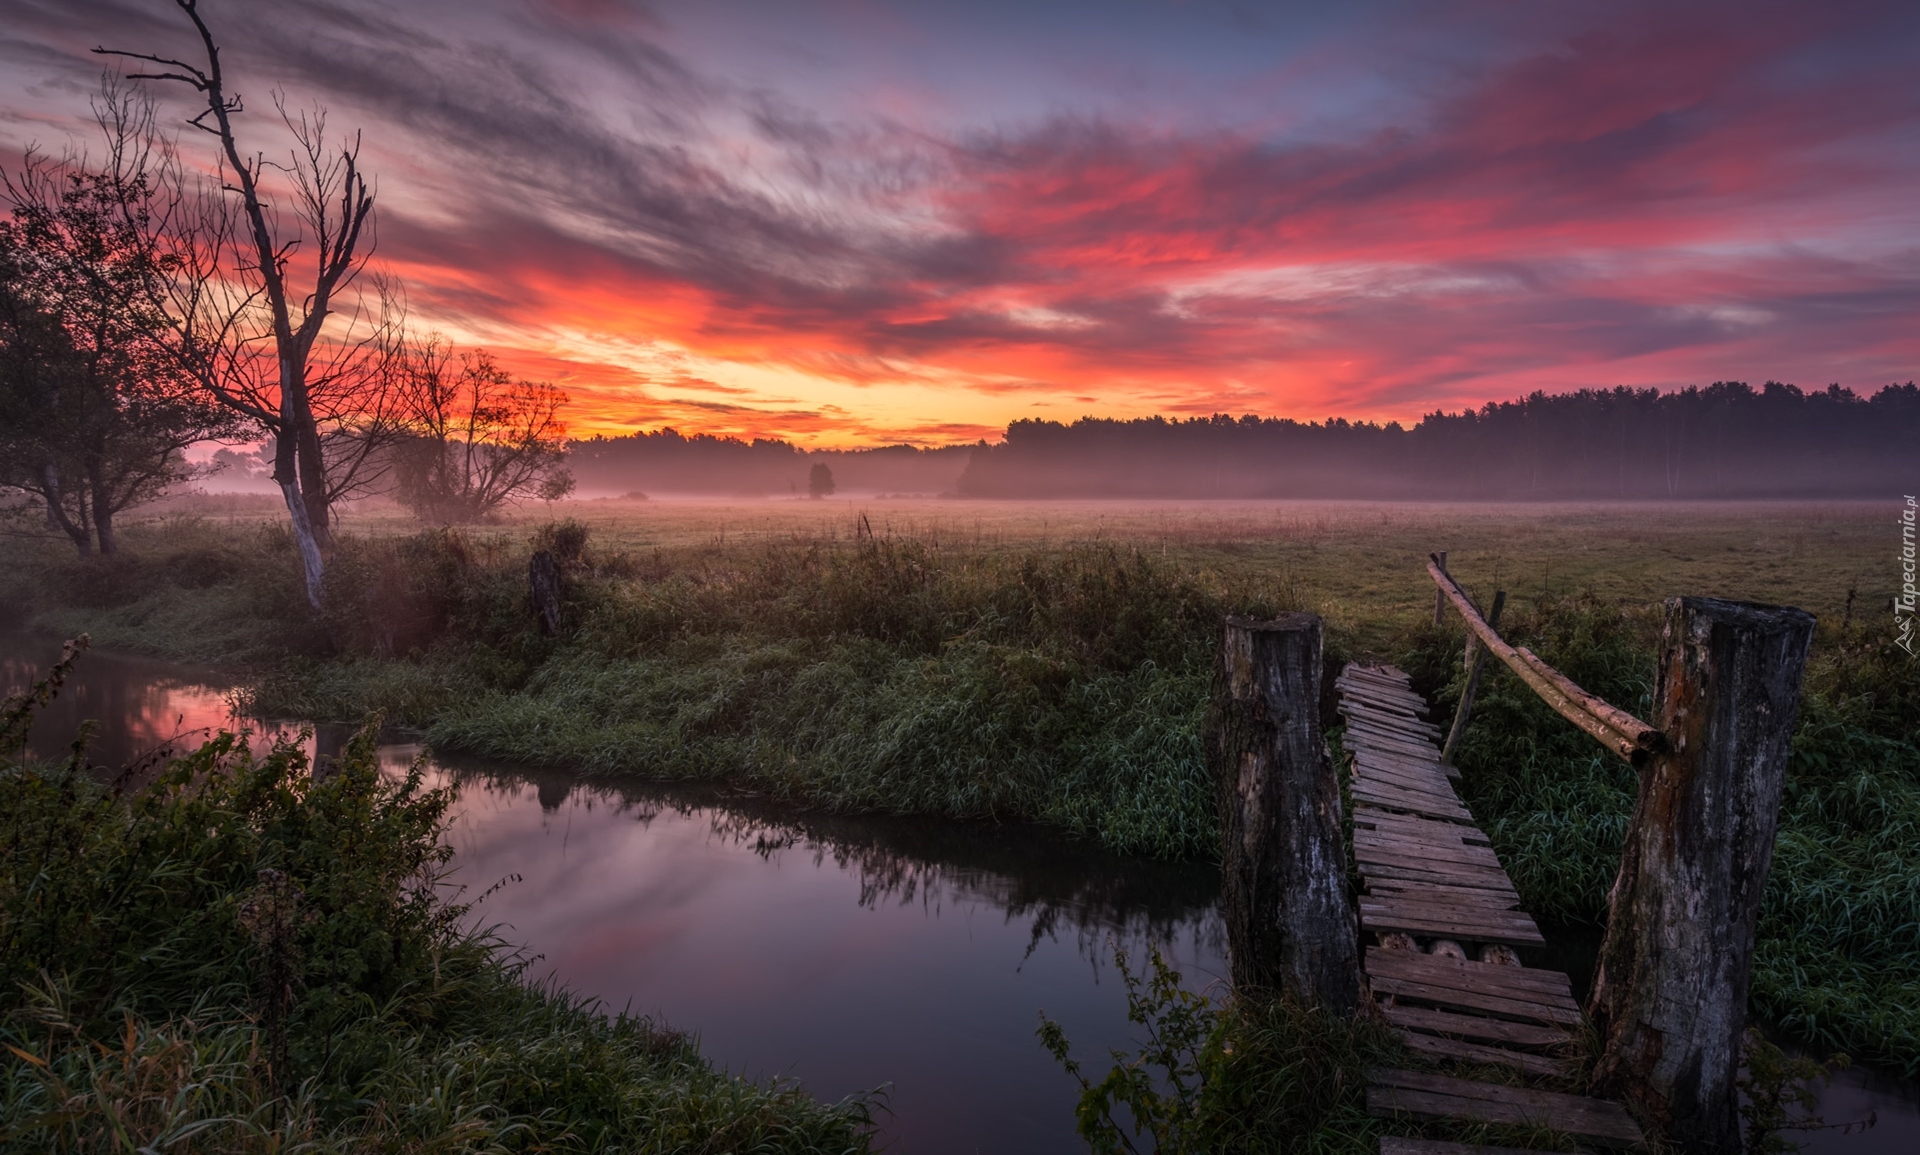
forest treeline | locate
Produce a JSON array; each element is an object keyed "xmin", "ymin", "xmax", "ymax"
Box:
[
  {"xmin": 570, "ymin": 382, "xmax": 1919, "ymax": 499},
  {"xmin": 567, "ymin": 429, "xmax": 974, "ymax": 496}
]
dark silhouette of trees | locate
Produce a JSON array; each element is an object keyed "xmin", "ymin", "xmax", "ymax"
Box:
[
  {"xmin": 808, "ymin": 462, "xmax": 836, "ymax": 499},
  {"xmin": 391, "ymin": 337, "xmax": 570, "ymax": 523},
  {"xmin": 565, "ymin": 433, "xmax": 973, "ymax": 496},
  {"xmin": 0, "ymin": 89, "xmax": 234, "ymax": 554},
  {"xmin": 100, "ymin": 0, "xmax": 389, "ymax": 604},
  {"xmin": 953, "ymin": 383, "xmax": 1920, "ymax": 499}
]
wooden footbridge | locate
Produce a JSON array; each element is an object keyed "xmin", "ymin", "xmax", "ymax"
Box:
[
  {"xmin": 1338, "ymin": 663, "xmax": 1644, "ymax": 1151},
  {"xmin": 1208, "ymin": 558, "xmax": 1816, "ymax": 1154}
]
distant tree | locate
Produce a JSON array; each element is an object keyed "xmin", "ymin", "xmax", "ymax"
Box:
[
  {"xmin": 808, "ymin": 461, "xmax": 835, "ymax": 499},
  {"xmin": 0, "ymin": 92, "xmax": 234, "ymax": 554},
  {"xmin": 392, "ymin": 337, "xmax": 570, "ymax": 524}
]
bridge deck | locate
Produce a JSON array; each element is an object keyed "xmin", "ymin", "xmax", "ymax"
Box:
[{"xmin": 1339, "ymin": 664, "xmax": 1645, "ymax": 1152}]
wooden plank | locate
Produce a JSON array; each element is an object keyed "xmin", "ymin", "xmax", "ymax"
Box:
[
  {"xmin": 1348, "ymin": 706, "xmax": 1431, "ymax": 728},
  {"xmin": 1356, "ymin": 862, "xmax": 1519, "ymax": 893},
  {"xmin": 1369, "ymin": 972, "xmax": 1582, "ymax": 1027},
  {"xmin": 1350, "ymin": 749, "xmax": 1456, "ymax": 777},
  {"xmin": 1353, "ymin": 841, "xmax": 1501, "ymax": 874},
  {"xmin": 1352, "ymin": 777, "xmax": 1462, "ymax": 809},
  {"xmin": 1363, "ymin": 880, "xmax": 1526, "ymax": 910},
  {"xmin": 1340, "ymin": 694, "xmax": 1433, "ymax": 717},
  {"xmin": 1360, "ymin": 907, "xmax": 1546, "ymax": 947},
  {"xmin": 1345, "ymin": 717, "xmax": 1444, "ymax": 743},
  {"xmin": 1350, "ymin": 759, "xmax": 1457, "ymax": 794},
  {"xmin": 1379, "ymin": 1139, "xmax": 1556, "ymax": 1155},
  {"xmin": 1382, "ymin": 1004, "xmax": 1570, "ymax": 1049},
  {"xmin": 1353, "ymin": 835, "xmax": 1496, "ymax": 866},
  {"xmin": 1346, "ymin": 729, "xmax": 1443, "ymax": 756},
  {"xmin": 1340, "ymin": 694, "xmax": 1433, "ymax": 720},
  {"xmin": 1351, "ymin": 660, "xmax": 1413, "ymax": 679},
  {"xmin": 1367, "ymin": 1068, "xmax": 1645, "ymax": 1149},
  {"xmin": 1352, "ymin": 786, "xmax": 1475, "ymax": 822},
  {"xmin": 1350, "ymin": 756, "xmax": 1456, "ymax": 786},
  {"xmin": 1353, "ymin": 814, "xmax": 1493, "ymax": 848},
  {"xmin": 1352, "ymin": 778, "xmax": 1469, "ymax": 815},
  {"xmin": 1360, "ymin": 893, "xmax": 1541, "ymax": 926},
  {"xmin": 1353, "ymin": 843, "xmax": 1509, "ymax": 873},
  {"xmin": 1395, "ymin": 1030, "xmax": 1572, "ymax": 1078},
  {"xmin": 1360, "ymin": 896, "xmax": 1541, "ymax": 932},
  {"xmin": 1366, "ymin": 948, "xmax": 1578, "ymax": 1002},
  {"xmin": 1341, "ymin": 697, "xmax": 1429, "ymax": 720},
  {"xmin": 1352, "ymin": 809, "xmax": 1485, "ymax": 837}
]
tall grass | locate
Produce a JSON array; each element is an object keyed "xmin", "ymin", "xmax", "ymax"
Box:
[
  {"xmin": 0, "ymin": 667, "xmax": 877, "ymax": 1152},
  {"xmin": 5, "ymin": 513, "xmax": 1918, "ymax": 1079}
]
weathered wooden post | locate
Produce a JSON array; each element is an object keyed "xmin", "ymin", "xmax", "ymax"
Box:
[
  {"xmin": 1589, "ymin": 597, "xmax": 1815, "ymax": 1154},
  {"xmin": 1203, "ymin": 612, "xmax": 1360, "ymax": 1012},
  {"xmin": 530, "ymin": 549, "xmax": 562, "ymax": 634},
  {"xmin": 1441, "ymin": 588, "xmax": 1505, "ymax": 766}
]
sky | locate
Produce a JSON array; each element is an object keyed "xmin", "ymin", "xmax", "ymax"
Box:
[{"xmin": 2, "ymin": 0, "xmax": 1917, "ymax": 446}]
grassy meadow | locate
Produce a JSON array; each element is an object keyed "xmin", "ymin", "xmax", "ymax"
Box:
[{"xmin": 3, "ymin": 493, "xmax": 1916, "ymax": 1130}]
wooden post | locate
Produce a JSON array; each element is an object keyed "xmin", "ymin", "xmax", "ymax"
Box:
[
  {"xmin": 1589, "ymin": 597, "xmax": 1815, "ymax": 1154},
  {"xmin": 1440, "ymin": 589, "xmax": 1504, "ymax": 766},
  {"xmin": 1203, "ymin": 613, "xmax": 1360, "ymax": 1012},
  {"xmin": 1432, "ymin": 551, "xmax": 1449, "ymax": 626},
  {"xmin": 530, "ymin": 549, "xmax": 562, "ymax": 634}
]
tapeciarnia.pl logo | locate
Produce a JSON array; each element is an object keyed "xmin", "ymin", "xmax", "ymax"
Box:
[{"xmin": 1899, "ymin": 495, "xmax": 1916, "ymax": 656}]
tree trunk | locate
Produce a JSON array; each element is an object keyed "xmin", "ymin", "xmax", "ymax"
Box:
[
  {"xmin": 85, "ymin": 451, "xmax": 117, "ymax": 555},
  {"xmin": 297, "ymin": 417, "xmax": 331, "ymax": 548},
  {"xmin": 1203, "ymin": 612, "xmax": 1359, "ymax": 1012},
  {"xmin": 270, "ymin": 419, "xmax": 326, "ymax": 609},
  {"xmin": 41, "ymin": 461, "xmax": 92, "ymax": 555},
  {"xmin": 1589, "ymin": 596, "xmax": 1816, "ymax": 1154},
  {"xmin": 284, "ymin": 353, "xmax": 332, "ymax": 549}
]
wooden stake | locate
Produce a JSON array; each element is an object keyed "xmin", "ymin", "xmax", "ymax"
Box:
[
  {"xmin": 1589, "ymin": 597, "xmax": 1815, "ymax": 1154},
  {"xmin": 1440, "ymin": 589, "xmax": 1504, "ymax": 766},
  {"xmin": 1204, "ymin": 613, "xmax": 1360, "ymax": 1012},
  {"xmin": 1433, "ymin": 551, "xmax": 1449, "ymax": 627},
  {"xmin": 530, "ymin": 550, "xmax": 562, "ymax": 634}
]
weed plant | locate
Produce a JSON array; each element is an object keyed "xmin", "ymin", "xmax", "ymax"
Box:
[{"xmin": 0, "ymin": 657, "xmax": 877, "ymax": 1152}]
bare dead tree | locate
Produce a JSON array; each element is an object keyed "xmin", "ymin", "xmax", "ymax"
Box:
[
  {"xmin": 98, "ymin": 0, "xmax": 379, "ymax": 606},
  {"xmin": 393, "ymin": 337, "xmax": 572, "ymax": 524}
]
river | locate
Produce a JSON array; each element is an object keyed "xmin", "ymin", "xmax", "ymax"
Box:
[{"xmin": 2, "ymin": 636, "xmax": 1912, "ymax": 1154}]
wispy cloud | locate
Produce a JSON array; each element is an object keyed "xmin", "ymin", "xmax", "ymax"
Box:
[{"xmin": 3, "ymin": 0, "xmax": 1916, "ymax": 443}]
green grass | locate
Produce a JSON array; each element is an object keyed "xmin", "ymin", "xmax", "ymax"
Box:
[
  {"xmin": 3, "ymin": 496, "xmax": 1916, "ymax": 1083},
  {"xmin": 0, "ymin": 669, "xmax": 877, "ymax": 1152}
]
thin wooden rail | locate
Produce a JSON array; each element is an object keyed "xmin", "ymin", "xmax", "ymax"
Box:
[{"xmin": 1425, "ymin": 556, "xmax": 1660, "ymax": 764}]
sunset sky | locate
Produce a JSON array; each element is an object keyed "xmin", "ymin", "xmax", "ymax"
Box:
[{"xmin": 4, "ymin": 0, "xmax": 1917, "ymax": 446}]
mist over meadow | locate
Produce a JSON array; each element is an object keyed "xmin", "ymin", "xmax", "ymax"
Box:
[{"xmin": 568, "ymin": 380, "xmax": 1920, "ymax": 499}]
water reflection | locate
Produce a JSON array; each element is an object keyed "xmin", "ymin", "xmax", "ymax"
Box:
[
  {"xmin": 419, "ymin": 757, "xmax": 1224, "ymax": 1153},
  {"xmin": 3, "ymin": 634, "xmax": 1913, "ymax": 1154}
]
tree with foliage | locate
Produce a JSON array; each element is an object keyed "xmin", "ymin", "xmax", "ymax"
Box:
[
  {"xmin": 0, "ymin": 90, "xmax": 234, "ymax": 555},
  {"xmin": 392, "ymin": 337, "xmax": 571, "ymax": 523},
  {"xmin": 808, "ymin": 461, "xmax": 836, "ymax": 499},
  {"xmin": 100, "ymin": 0, "xmax": 399, "ymax": 604}
]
